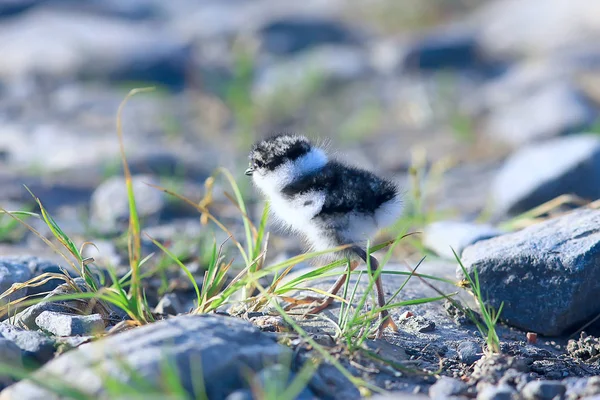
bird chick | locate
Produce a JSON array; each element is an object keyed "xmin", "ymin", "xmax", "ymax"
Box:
[{"xmin": 246, "ymin": 134, "xmax": 402, "ymax": 337}]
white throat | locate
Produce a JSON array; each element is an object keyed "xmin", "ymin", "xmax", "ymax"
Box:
[{"xmin": 252, "ymin": 147, "xmax": 328, "ymax": 196}]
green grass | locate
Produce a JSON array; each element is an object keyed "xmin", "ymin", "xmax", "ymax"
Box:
[{"xmin": 454, "ymin": 248, "xmax": 503, "ymax": 355}]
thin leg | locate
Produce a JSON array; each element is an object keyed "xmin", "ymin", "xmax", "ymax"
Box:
[
  {"xmin": 295, "ymin": 260, "xmax": 359, "ymax": 314},
  {"xmin": 351, "ymin": 246, "xmax": 399, "ymax": 338}
]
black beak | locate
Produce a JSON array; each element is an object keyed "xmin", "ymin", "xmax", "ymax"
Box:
[{"xmin": 245, "ymin": 168, "xmax": 254, "ymax": 176}]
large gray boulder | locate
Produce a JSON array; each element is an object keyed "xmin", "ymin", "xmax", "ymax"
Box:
[
  {"xmin": 0, "ymin": 314, "xmax": 291, "ymax": 400},
  {"xmin": 459, "ymin": 209, "xmax": 600, "ymax": 336},
  {"xmin": 491, "ymin": 134, "xmax": 600, "ymax": 216}
]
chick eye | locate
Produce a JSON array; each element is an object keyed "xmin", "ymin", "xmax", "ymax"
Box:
[{"xmin": 254, "ymin": 160, "xmax": 264, "ymax": 168}]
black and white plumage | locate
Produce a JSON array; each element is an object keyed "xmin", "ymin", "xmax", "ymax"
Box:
[
  {"xmin": 246, "ymin": 134, "xmax": 402, "ymax": 255},
  {"xmin": 246, "ymin": 134, "xmax": 403, "ymax": 337}
]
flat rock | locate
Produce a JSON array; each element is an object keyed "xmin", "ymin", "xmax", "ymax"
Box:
[
  {"xmin": 460, "ymin": 209, "xmax": 600, "ymax": 336},
  {"xmin": 90, "ymin": 174, "xmax": 165, "ymax": 234},
  {"xmin": 491, "ymin": 134, "xmax": 600, "ymax": 216},
  {"xmin": 0, "ymin": 314, "xmax": 291, "ymax": 400},
  {"xmin": 423, "ymin": 221, "xmax": 502, "ymax": 259},
  {"xmin": 35, "ymin": 311, "xmax": 105, "ymax": 337}
]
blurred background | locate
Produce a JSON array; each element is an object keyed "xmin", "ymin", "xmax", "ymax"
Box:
[{"xmin": 1, "ymin": 0, "xmax": 600, "ymax": 266}]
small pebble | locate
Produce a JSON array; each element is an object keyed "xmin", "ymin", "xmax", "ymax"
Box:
[
  {"xmin": 457, "ymin": 341, "xmax": 482, "ymax": 365},
  {"xmin": 400, "ymin": 311, "xmax": 414, "ymax": 320},
  {"xmin": 527, "ymin": 332, "xmax": 538, "ymax": 344}
]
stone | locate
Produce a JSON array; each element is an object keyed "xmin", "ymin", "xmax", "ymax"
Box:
[
  {"xmin": 522, "ymin": 380, "xmax": 566, "ymax": 400},
  {"xmin": 460, "ymin": 209, "xmax": 600, "ymax": 336},
  {"xmin": 0, "ymin": 314, "xmax": 291, "ymax": 400},
  {"xmin": 0, "ymin": 336, "xmax": 22, "ymax": 388},
  {"xmin": 429, "ymin": 376, "xmax": 468, "ymax": 399},
  {"xmin": 491, "ymin": 134, "xmax": 600, "ymax": 216},
  {"xmin": 457, "ymin": 341, "xmax": 482, "ymax": 365},
  {"xmin": 0, "ymin": 9, "xmax": 190, "ymax": 88},
  {"xmin": 423, "ymin": 221, "xmax": 502, "ymax": 259},
  {"xmin": 8, "ymin": 256, "xmax": 69, "ymax": 297},
  {"xmin": 0, "ymin": 323, "xmax": 55, "ymax": 365},
  {"xmin": 153, "ymin": 293, "xmax": 184, "ymax": 316},
  {"xmin": 258, "ymin": 17, "xmax": 358, "ymax": 56},
  {"xmin": 398, "ymin": 314, "xmax": 436, "ymax": 333},
  {"xmin": 0, "ymin": 258, "xmax": 31, "ymax": 302},
  {"xmin": 35, "ymin": 311, "xmax": 105, "ymax": 337},
  {"xmin": 483, "ymin": 83, "xmax": 595, "ymax": 147},
  {"xmin": 90, "ymin": 174, "xmax": 165, "ymax": 234},
  {"xmin": 478, "ymin": 384, "xmax": 517, "ymax": 400},
  {"xmin": 402, "ymin": 24, "xmax": 483, "ymax": 71}
]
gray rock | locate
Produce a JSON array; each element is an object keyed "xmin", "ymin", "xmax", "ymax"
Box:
[
  {"xmin": 0, "ymin": 9, "xmax": 190, "ymax": 87},
  {"xmin": 423, "ymin": 221, "xmax": 502, "ymax": 259},
  {"xmin": 90, "ymin": 174, "xmax": 165, "ymax": 234},
  {"xmin": 429, "ymin": 377, "xmax": 468, "ymax": 399},
  {"xmin": 457, "ymin": 341, "xmax": 482, "ymax": 365},
  {"xmin": 398, "ymin": 314, "xmax": 436, "ymax": 333},
  {"xmin": 460, "ymin": 209, "xmax": 600, "ymax": 336},
  {"xmin": 522, "ymin": 380, "xmax": 566, "ymax": 400},
  {"xmin": 0, "ymin": 323, "xmax": 55, "ymax": 365},
  {"xmin": 478, "ymin": 384, "xmax": 517, "ymax": 400},
  {"xmin": 259, "ymin": 17, "xmax": 358, "ymax": 56},
  {"xmin": 0, "ymin": 258, "xmax": 31, "ymax": 302},
  {"xmin": 6, "ymin": 256, "xmax": 68, "ymax": 297},
  {"xmin": 483, "ymin": 83, "xmax": 595, "ymax": 147},
  {"xmin": 0, "ymin": 337, "xmax": 22, "ymax": 388},
  {"xmin": 402, "ymin": 24, "xmax": 482, "ymax": 71},
  {"xmin": 0, "ymin": 314, "xmax": 291, "ymax": 400},
  {"xmin": 35, "ymin": 311, "xmax": 105, "ymax": 337},
  {"xmin": 491, "ymin": 134, "xmax": 600, "ymax": 216}
]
